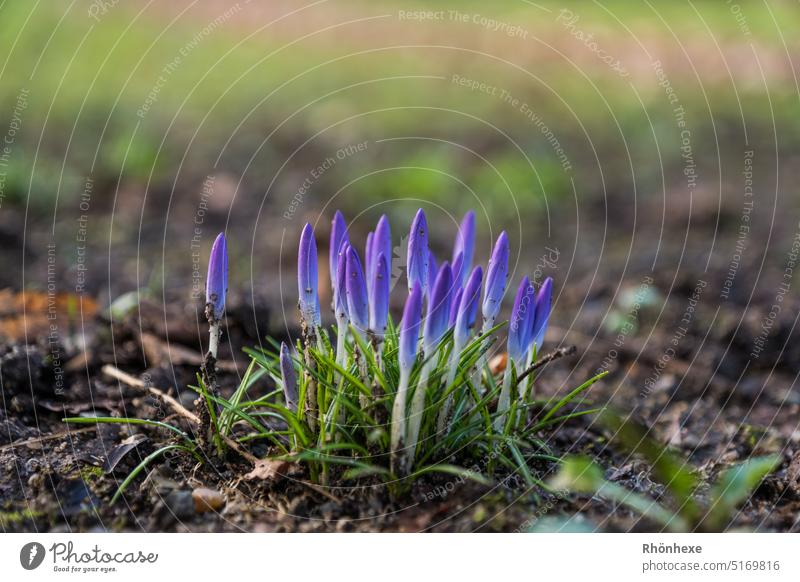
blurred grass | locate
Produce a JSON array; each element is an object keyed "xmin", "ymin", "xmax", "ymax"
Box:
[{"xmin": 0, "ymin": 0, "xmax": 798, "ymax": 219}]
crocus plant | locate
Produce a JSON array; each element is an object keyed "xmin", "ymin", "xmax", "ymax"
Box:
[
  {"xmin": 64, "ymin": 214, "xmax": 605, "ymax": 505},
  {"xmin": 246, "ymin": 208, "xmax": 604, "ymax": 481},
  {"xmin": 201, "ymin": 232, "xmax": 228, "ymax": 444},
  {"xmin": 205, "ymin": 232, "xmax": 228, "ymax": 361}
]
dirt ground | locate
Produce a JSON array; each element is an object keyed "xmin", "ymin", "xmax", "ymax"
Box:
[{"xmin": 2, "ymin": 157, "xmax": 800, "ymax": 533}]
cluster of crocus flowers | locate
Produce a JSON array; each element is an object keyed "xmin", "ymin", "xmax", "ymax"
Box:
[
  {"xmin": 286, "ymin": 209, "xmax": 554, "ymax": 474},
  {"xmin": 205, "ymin": 211, "xmax": 554, "ymax": 474},
  {"xmin": 204, "ymin": 210, "xmax": 555, "ymax": 475}
]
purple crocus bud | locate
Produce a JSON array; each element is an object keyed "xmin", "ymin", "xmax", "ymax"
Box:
[
  {"xmin": 365, "ymin": 231, "xmax": 374, "ymax": 285},
  {"xmin": 454, "ymin": 266, "xmax": 483, "ymax": 347},
  {"xmin": 373, "ymin": 214, "xmax": 392, "ymax": 282},
  {"xmin": 335, "ymin": 243, "xmax": 350, "ymax": 321},
  {"xmin": 508, "ymin": 276, "xmax": 533, "ymax": 362},
  {"xmin": 522, "ymin": 283, "xmax": 537, "ymax": 352},
  {"xmin": 452, "ymin": 210, "xmax": 475, "ymax": 286},
  {"xmin": 205, "ymin": 232, "xmax": 228, "ymax": 321},
  {"xmin": 407, "ymin": 209, "xmax": 429, "ymax": 294},
  {"xmin": 369, "ymin": 253, "xmax": 390, "ymax": 337},
  {"xmin": 345, "ymin": 245, "xmax": 369, "ymax": 333},
  {"xmin": 330, "ymin": 211, "xmax": 349, "ymax": 295},
  {"xmin": 482, "ymin": 231, "xmax": 509, "ymax": 325},
  {"xmin": 427, "ymin": 250, "xmax": 438, "ymax": 296},
  {"xmin": 451, "ymin": 251, "xmax": 464, "ymax": 293},
  {"xmin": 398, "ymin": 282, "xmax": 423, "ymax": 375},
  {"xmin": 279, "ymin": 341, "xmax": 298, "ymax": 412},
  {"xmin": 423, "ymin": 263, "xmax": 452, "ymax": 351},
  {"xmin": 298, "ymin": 223, "xmax": 321, "ymax": 327},
  {"xmin": 449, "ymin": 287, "xmax": 464, "ymax": 328},
  {"xmin": 530, "ymin": 277, "xmax": 553, "ymax": 351}
]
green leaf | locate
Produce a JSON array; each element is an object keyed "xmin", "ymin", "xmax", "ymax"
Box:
[
  {"xmin": 111, "ymin": 444, "xmax": 193, "ymax": 504},
  {"xmin": 538, "ymin": 371, "xmax": 607, "ymax": 424},
  {"xmin": 550, "ymin": 455, "xmax": 686, "ymax": 531},
  {"xmin": 342, "ymin": 464, "xmax": 395, "ymax": 480},
  {"xmin": 63, "ymin": 416, "xmax": 192, "ymax": 445},
  {"xmin": 219, "ymin": 359, "xmax": 263, "ymax": 436},
  {"xmin": 704, "ymin": 455, "xmax": 780, "ymax": 530},
  {"xmin": 597, "ymin": 408, "xmax": 700, "ymax": 522},
  {"xmin": 410, "ymin": 463, "xmax": 493, "ymax": 486},
  {"xmin": 506, "ymin": 440, "xmax": 545, "ymax": 488},
  {"xmin": 548, "ymin": 455, "xmax": 605, "ymax": 493},
  {"xmin": 349, "ymin": 328, "xmax": 388, "ymax": 392},
  {"xmin": 530, "ymin": 407, "xmax": 604, "ymax": 431}
]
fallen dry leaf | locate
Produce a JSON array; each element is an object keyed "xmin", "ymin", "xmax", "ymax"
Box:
[
  {"xmin": 0, "ymin": 288, "xmax": 98, "ymax": 342},
  {"xmin": 244, "ymin": 458, "xmax": 292, "ymax": 482},
  {"xmin": 103, "ymin": 434, "xmax": 149, "ymax": 473}
]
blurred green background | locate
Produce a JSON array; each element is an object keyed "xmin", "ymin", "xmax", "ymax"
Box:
[{"xmin": 1, "ymin": 0, "xmax": 799, "ymax": 298}]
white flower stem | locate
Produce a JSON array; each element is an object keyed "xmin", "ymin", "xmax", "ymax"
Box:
[
  {"xmin": 436, "ymin": 338, "xmax": 464, "ymax": 434},
  {"xmin": 203, "ymin": 319, "xmax": 223, "ymax": 455},
  {"xmin": 351, "ymin": 329, "xmax": 369, "ymax": 408},
  {"xmin": 406, "ymin": 358, "xmax": 434, "ymax": 464},
  {"xmin": 373, "ymin": 337, "xmax": 384, "ymax": 373},
  {"xmin": 494, "ymin": 362, "xmax": 514, "ymax": 432},
  {"xmin": 390, "ymin": 371, "xmax": 410, "ymax": 474},
  {"xmin": 322, "ymin": 319, "xmax": 348, "ymax": 437},
  {"xmin": 470, "ymin": 319, "xmax": 492, "ymax": 393},
  {"xmin": 302, "ymin": 322, "xmax": 318, "ymax": 432},
  {"xmin": 208, "ymin": 321, "xmax": 220, "ymax": 361},
  {"xmin": 335, "ymin": 318, "xmax": 348, "ymax": 369},
  {"xmin": 520, "ymin": 349, "xmax": 534, "ymax": 399},
  {"xmin": 370, "ymin": 336, "xmax": 385, "ymax": 406}
]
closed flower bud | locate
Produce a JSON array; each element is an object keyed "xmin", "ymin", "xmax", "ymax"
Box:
[
  {"xmin": 407, "ymin": 209, "xmax": 429, "ymax": 294},
  {"xmin": 454, "ymin": 266, "xmax": 483, "ymax": 347},
  {"xmin": 452, "ymin": 211, "xmax": 475, "ymax": 286},
  {"xmin": 530, "ymin": 277, "xmax": 553, "ymax": 352},
  {"xmin": 398, "ymin": 282, "xmax": 423, "ymax": 374},
  {"xmin": 365, "ymin": 231, "xmax": 375, "ymax": 285},
  {"xmin": 345, "ymin": 245, "xmax": 369, "ymax": 333},
  {"xmin": 427, "ymin": 250, "xmax": 438, "ymax": 297},
  {"xmin": 279, "ymin": 342, "xmax": 298, "ymax": 412},
  {"xmin": 298, "ymin": 223, "xmax": 321, "ymax": 327},
  {"xmin": 508, "ymin": 276, "xmax": 533, "ymax": 362},
  {"xmin": 451, "ymin": 251, "xmax": 464, "ymax": 294},
  {"xmin": 449, "ymin": 286, "xmax": 464, "ymax": 328},
  {"xmin": 335, "ymin": 242, "xmax": 350, "ymax": 321},
  {"xmin": 330, "ymin": 211, "xmax": 349, "ymax": 296},
  {"xmin": 482, "ymin": 231, "xmax": 509, "ymax": 325},
  {"xmin": 423, "ymin": 263, "xmax": 452, "ymax": 351},
  {"xmin": 205, "ymin": 232, "xmax": 228, "ymax": 321},
  {"xmin": 370, "ymin": 252, "xmax": 390, "ymax": 337},
  {"xmin": 373, "ymin": 214, "xmax": 392, "ymax": 283}
]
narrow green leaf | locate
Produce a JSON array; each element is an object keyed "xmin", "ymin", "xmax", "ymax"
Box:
[
  {"xmin": 597, "ymin": 408, "xmax": 700, "ymax": 522},
  {"xmin": 704, "ymin": 455, "xmax": 780, "ymax": 530}
]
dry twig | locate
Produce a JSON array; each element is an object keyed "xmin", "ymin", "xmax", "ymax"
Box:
[
  {"xmin": 102, "ymin": 364, "xmax": 256, "ymax": 463},
  {"xmin": 514, "ymin": 345, "xmax": 577, "ymax": 386}
]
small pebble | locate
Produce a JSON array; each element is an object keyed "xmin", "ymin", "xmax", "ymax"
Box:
[
  {"xmin": 192, "ymin": 488, "xmax": 225, "ymax": 513},
  {"xmin": 165, "ymin": 490, "xmax": 195, "ymax": 520}
]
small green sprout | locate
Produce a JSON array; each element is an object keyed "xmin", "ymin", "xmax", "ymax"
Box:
[{"xmin": 549, "ymin": 410, "xmax": 781, "ymax": 532}]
